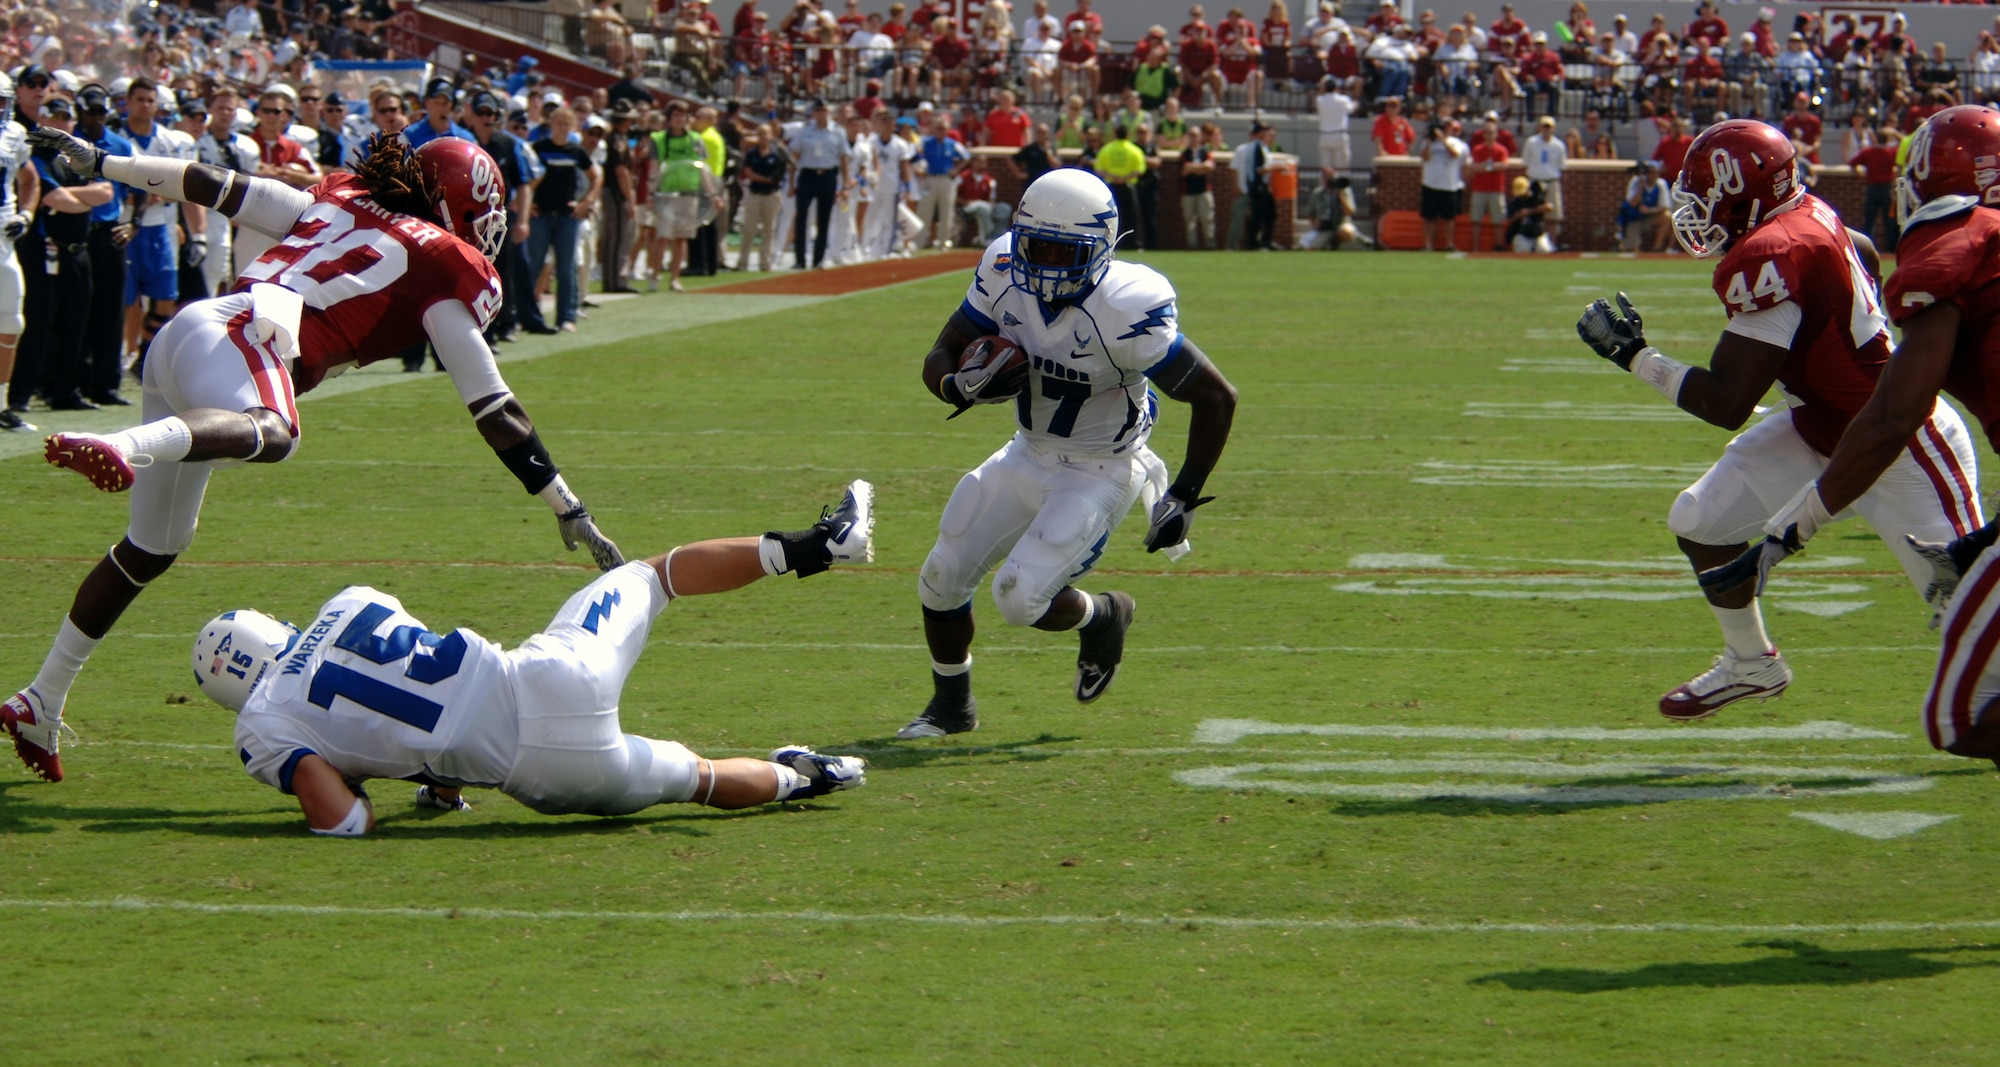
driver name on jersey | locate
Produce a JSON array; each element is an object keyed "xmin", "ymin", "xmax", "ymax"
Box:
[
  {"xmin": 236, "ymin": 586, "xmax": 516, "ymax": 794},
  {"xmin": 1884, "ymin": 200, "xmax": 2000, "ymax": 448},
  {"xmin": 960, "ymin": 232, "xmax": 1180, "ymax": 455},
  {"xmin": 1709, "ymin": 192, "xmax": 1891, "ymax": 456},
  {"xmin": 235, "ymin": 172, "xmax": 503, "ymax": 393}
]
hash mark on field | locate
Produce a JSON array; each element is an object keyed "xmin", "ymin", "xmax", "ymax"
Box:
[
  {"xmin": 1194, "ymin": 719, "xmax": 1903, "ymax": 744},
  {"xmin": 1334, "ymin": 574, "xmax": 1868, "ymax": 602},
  {"xmin": 1174, "ymin": 759, "xmax": 1930, "ymax": 803},
  {"xmin": 7, "ymin": 897, "xmax": 1998, "ymax": 936},
  {"xmin": 1521, "ymin": 328, "xmax": 1713, "ymax": 344},
  {"xmin": 1347, "ymin": 551, "xmax": 1869, "ymax": 572},
  {"xmin": 1498, "ymin": 358, "xmax": 1622, "ymax": 375},
  {"xmin": 1792, "ymin": 812, "xmax": 1959, "ymax": 839},
  {"xmin": 1463, "ymin": 402, "xmax": 1686, "ymax": 421},
  {"xmin": 1412, "ymin": 459, "xmax": 1711, "ymax": 489}
]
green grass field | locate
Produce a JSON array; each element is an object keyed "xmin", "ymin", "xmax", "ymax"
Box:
[{"xmin": 7, "ymin": 253, "xmax": 2000, "ymax": 1065}]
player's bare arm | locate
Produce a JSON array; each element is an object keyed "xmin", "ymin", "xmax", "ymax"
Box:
[
  {"xmin": 1144, "ymin": 337, "xmax": 1238, "ymax": 552},
  {"xmin": 1848, "ymin": 227, "xmax": 1882, "ymax": 288},
  {"xmin": 921, "ymin": 307, "xmax": 988, "ymax": 401},
  {"xmin": 289, "ymin": 753, "xmax": 375, "ymax": 835},
  {"xmin": 1578, "ymin": 290, "xmax": 1786, "ymax": 430}
]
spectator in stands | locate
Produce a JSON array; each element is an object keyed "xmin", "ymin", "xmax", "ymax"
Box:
[
  {"xmin": 1780, "ymin": 91, "xmax": 1823, "ymax": 164},
  {"xmin": 1505, "ymin": 175, "xmax": 1552, "ymax": 254},
  {"xmin": 1182, "ymin": 123, "xmax": 1218, "ymax": 249},
  {"xmin": 1365, "ymin": 23, "xmax": 1417, "ymax": 103},
  {"xmin": 732, "ymin": 12, "xmax": 778, "ymax": 97},
  {"xmin": 1067, "ymin": 0, "xmax": 1102, "ymax": 35},
  {"xmin": 1011, "ymin": 122, "xmax": 1055, "ymax": 185},
  {"xmin": 1774, "ymin": 33, "xmax": 1819, "ymax": 115},
  {"xmin": 929, "ymin": 17, "xmax": 972, "ymax": 104},
  {"xmin": 1157, "ymin": 97, "xmax": 1193, "ymax": 151},
  {"xmin": 1488, "ymin": 4, "xmax": 1528, "ymax": 57},
  {"xmin": 224, "ymin": 0, "xmax": 265, "ymax": 39},
  {"xmin": 1683, "ymin": 37, "xmax": 1723, "ymax": 115},
  {"xmin": 914, "ymin": 110, "xmax": 967, "ymax": 248},
  {"xmin": 1918, "ymin": 43, "xmax": 1959, "ymax": 103},
  {"xmin": 975, "ymin": 3, "xmax": 1014, "ymax": 89},
  {"xmin": 1057, "ymin": 21, "xmax": 1098, "ymax": 100},
  {"xmin": 1650, "ymin": 113, "xmax": 1693, "ymax": 182},
  {"xmin": 1974, "ymin": 34, "xmax": 2000, "ymax": 108},
  {"xmin": 673, "ymin": 2, "xmax": 718, "ymax": 96},
  {"xmin": 1618, "ymin": 159, "xmax": 1669, "ymax": 252},
  {"xmin": 1519, "ymin": 31, "xmax": 1563, "ymax": 120},
  {"xmin": 1877, "ymin": 14, "xmax": 1917, "ymax": 92},
  {"xmin": 1417, "ymin": 118, "xmax": 1465, "ymax": 253},
  {"xmin": 1467, "ymin": 117, "xmax": 1508, "ymax": 252},
  {"xmin": 1558, "ymin": 3, "xmax": 1594, "ymax": 64},
  {"xmin": 587, "ymin": 0, "xmax": 634, "ymax": 68},
  {"xmin": 1721, "ymin": 32, "xmax": 1771, "ymax": 119},
  {"xmin": 1371, "ymin": 96, "xmax": 1413, "ymax": 158},
  {"xmin": 1685, "ymin": 1, "xmax": 1726, "ymax": 55},
  {"xmin": 1838, "ymin": 108, "xmax": 1877, "ymax": 166},
  {"xmin": 1435, "ymin": 26, "xmax": 1479, "ymax": 114},
  {"xmin": 1849, "ymin": 125, "xmax": 1901, "ymax": 254},
  {"xmin": 1133, "ymin": 41, "xmax": 1181, "ymax": 111},
  {"xmin": 983, "ymin": 89, "xmax": 1029, "ymax": 148},
  {"xmin": 1521, "ymin": 115, "xmax": 1564, "ymax": 247},
  {"xmin": 1640, "ymin": 33, "xmax": 1679, "ymax": 111},
  {"xmin": 1315, "ymin": 75, "xmax": 1353, "ymax": 175},
  {"xmin": 1054, "ymin": 94, "xmax": 1088, "ymax": 149},
  {"xmin": 1022, "ymin": 20, "xmax": 1061, "ymax": 103},
  {"xmin": 1180, "ymin": 22, "xmax": 1224, "ymax": 109},
  {"xmin": 1022, "ymin": 0, "xmax": 1060, "ymax": 41},
  {"xmin": 1323, "ymin": 28, "xmax": 1361, "ymax": 99},
  {"xmin": 1304, "ymin": 1, "xmax": 1345, "ymax": 55},
  {"xmin": 955, "ymin": 155, "xmax": 1007, "ymax": 245}
]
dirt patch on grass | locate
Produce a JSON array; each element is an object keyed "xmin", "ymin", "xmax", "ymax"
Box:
[{"xmin": 702, "ymin": 251, "xmax": 982, "ymax": 296}]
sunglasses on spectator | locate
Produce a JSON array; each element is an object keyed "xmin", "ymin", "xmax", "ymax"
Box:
[
  {"xmin": 300, "ymin": 95, "xmax": 321, "ymax": 103},
  {"xmin": 375, "ymin": 104, "xmax": 403, "ymax": 113},
  {"xmin": 258, "ymin": 106, "xmax": 291, "ymax": 115},
  {"xmin": 19, "ymin": 76, "xmax": 48, "ymax": 89},
  {"xmin": 474, "ymin": 107, "xmax": 499, "ymax": 118}
]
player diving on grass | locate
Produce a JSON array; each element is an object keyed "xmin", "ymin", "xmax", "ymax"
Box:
[
  {"xmin": 192, "ymin": 482, "xmax": 875, "ymax": 836},
  {"xmin": 899, "ymin": 169, "xmax": 1237, "ymax": 738},
  {"xmin": 1576, "ymin": 119, "xmax": 1982, "ymax": 722},
  {"xmin": 3, "ymin": 128, "xmax": 624, "ymax": 784},
  {"xmin": 1702, "ymin": 106, "xmax": 2000, "ymax": 764}
]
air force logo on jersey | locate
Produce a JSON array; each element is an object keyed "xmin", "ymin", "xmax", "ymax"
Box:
[{"xmin": 960, "ymin": 233, "xmax": 1179, "ymax": 455}]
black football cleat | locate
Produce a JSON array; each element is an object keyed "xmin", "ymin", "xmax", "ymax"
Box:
[
  {"xmin": 1074, "ymin": 591, "xmax": 1136, "ymax": 704},
  {"xmin": 896, "ymin": 694, "xmax": 979, "ymax": 739}
]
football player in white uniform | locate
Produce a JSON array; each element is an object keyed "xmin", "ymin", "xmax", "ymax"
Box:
[
  {"xmin": 0, "ymin": 70, "xmax": 38, "ymax": 434},
  {"xmin": 195, "ymin": 483, "xmax": 877, "ymax": 835},
  {"xmin": 900, "ymin": 170, "xmax": 1238, "ymax": 738}
]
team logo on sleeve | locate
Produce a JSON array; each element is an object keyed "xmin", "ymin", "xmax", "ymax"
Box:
[{"xmin": 994, "ymin": 253, "xmax": 1013, "ymax": 271}]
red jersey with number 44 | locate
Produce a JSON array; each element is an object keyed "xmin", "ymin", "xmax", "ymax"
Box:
[
  {"xmin": 236, "ymin": 173, "xmax": 504, "ymax": 393},
  {"xmin": 1884, "ymin": 204, "xmax": 2000, "ymax": 448},
  {"xmin": 1711, "ymin": 194, "xmax": 1891, "ymax": 455}
]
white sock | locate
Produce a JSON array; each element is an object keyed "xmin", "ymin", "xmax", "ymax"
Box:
[
  {"xmin": 104, "ymin": 416, "xmax": 193, "ymax": 463},
  {"xmin": 1711, "ymin": 602, "xmax": 1775, "ymax": 659},
  {"xmin": 931, "ymin": 657, "xmax": 971, "ymax": 677},
  {"xmin": 757, "ymin": 535, "xmax": 788, "ymax": 576},
  {"xmin": 1073, "ymin": 592, "xmax": 1097, "ymax": 631},
  {"xmin": 32, "ymin": 618, "xmax": 100, "ymax": 712},
  {"xmin": 770, "ymin": 763, "xmax": 809, "ymax": 801}
]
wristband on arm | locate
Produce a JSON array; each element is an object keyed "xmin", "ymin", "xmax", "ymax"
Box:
[{"xmin": 495, "ymin": 430, "xmax": 560, "ymax": 496}]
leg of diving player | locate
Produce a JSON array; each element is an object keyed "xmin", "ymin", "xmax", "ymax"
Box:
[{"xmin": 3, "ymin": 298, "xmax": 298, "ymax": 782}]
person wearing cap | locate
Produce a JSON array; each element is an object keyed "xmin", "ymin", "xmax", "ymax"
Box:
[
  {"xmin": 1773, "ymin": 31, "xmax": 1820, "ymax": 114},
  {"xmin": 1721, "ymin": 31, "xmax": 1772, "ymax": 118},
  {"xmin": 786, "ymin": 99, "xmax": 848, "ymax": 267},
  {"xmin": 72, "ymin": 84, "xmax": 135, "ymax": 411},
  {"xmin": 912, "ymin": 109, "xmax": 966, "ymax": 250},
  {"xmin": 1685, "ymin": 1, "xmax": 1728, "ymax": 55},
  {"xmin": 117, "ymin": 78, "xmax": 204, "ymax": 401},
  {"xmin": 1233, "ymin": 119, "xmax": 1280, "ymax": 250},
  {"xmin": 404, "ymin": 77, "xmax": 474, "ymax": 150},
  {"xmin": 463, "ymin": 88, "xmax": 539, "ymax": 338},
  {"xmin": 1519, "ymin": 30, "xmax": 1564, "ymax": 119},
  {"xmin": 1522, "ymin": 114, "xmax": 1565, "ymax": 247},
  {"xmin": 1617, "ymin": 157, "xmax": 1669, "ymax": 252},
  {"xmin": 312, "ymin": 91, "xmax": 351, "ymax": 173},
  {"xmin": 12, "ymin": 66, "xmax": 49, "ymax": 132},
  {"xmin": 594, "ymin": 102, "xmax": 637, "ymax": 292},
  {"xmin": 0, "ymin": 70, "xmax": 41, "ymax": 432},
  {"xmin": 506, "ymin": 55, "xmax": 539, "ymax": 97},
  {"xmin": 15, "ymin": 95, "xmax": 111, "ymax": 417}
]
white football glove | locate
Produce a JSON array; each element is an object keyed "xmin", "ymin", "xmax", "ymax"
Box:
[
  {"xmin": 1144, "ymin": 490, "xmax": 1215, "ymax": 554},
  {"xmin": 940, "ymin": 338, "xmax": 1029, "ymax": 416},
  {"xmin": 558, "ymin": 505, "xmax": 625, "ymax": 572},
  {"xmin": 414, "ymin": 784, "xmax": 471, "ymax": 811},
  {"xmin": 1908, "ymin": 535, "xmax": 1962, "ymax": 631},
  {"xmin": 27, "ymin": 127, "xmax": 106, "ymax": 181}
]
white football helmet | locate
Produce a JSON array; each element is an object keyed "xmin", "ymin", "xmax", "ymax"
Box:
[
  {"xmin": 0, "ymin": 71, "xmax": 14, "ymax": 121},
  {"xmin": 1010, "ymin": 169, "xmax": 1118, "ymax": 302},
  {"xmin": 191, "ymin": 610, "xmax": 298, "ymax": 712}
]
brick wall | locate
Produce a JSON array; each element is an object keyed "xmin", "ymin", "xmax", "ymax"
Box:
[
  {"xmin": 1372, "ymin": 159, "xmax": 1884, "ymax": 253},
  {"xmin": 975, "ymin": 148, "xmax": 1293, "ymax": 251}
]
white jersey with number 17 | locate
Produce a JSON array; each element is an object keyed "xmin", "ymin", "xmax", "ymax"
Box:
[
  {"xmin": 959, "ymin": 233, "xmax": 1182, "ymax": 456},
  {"xmin": 235, "ymin": 586, "xmax": 518, "ymax": 795}
]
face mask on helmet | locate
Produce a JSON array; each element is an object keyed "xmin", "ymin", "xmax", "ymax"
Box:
[
  {"xmin": 1009, "ymin": 170, "xmax": 1118, "ymax": 302},
  {"xmin": 1669, "ymin": 179, "xmax": 1730, "ymax": 259},
  {"xmin": 191, "ymin": 609, "xmax": 298, "ymax": 712}
]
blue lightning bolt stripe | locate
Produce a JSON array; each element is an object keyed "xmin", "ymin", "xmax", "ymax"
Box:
[
  {"xmin": 1116, "ymin": 303, "xmax": 1177, "ymax": 340},
  {"xmin": 581, "ymin": 589, "xmax": 622, "ymax": 635},
  {"xmin": 1075, "ymin": 208, "xmax": 1117, "ymax": 232}
]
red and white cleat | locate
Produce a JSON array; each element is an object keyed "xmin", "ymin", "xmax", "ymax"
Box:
[
  {"xmin": 1659, "ymin": 651, "xmax": 1792, "ymax": 722},
  {"xmin": 44, "ymin": 433, "xmax": 135, "ymax": 493},
  {"xmin": 2, "ymin": 689, "xmax": 64, "ymax": 783}
]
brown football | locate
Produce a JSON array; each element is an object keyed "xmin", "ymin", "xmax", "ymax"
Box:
[{"xmin": 960, "ymin": 334, "xmax": 1029, "ymax": 383}]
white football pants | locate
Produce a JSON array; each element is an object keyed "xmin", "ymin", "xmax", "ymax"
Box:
[
  {"xmin": 1669, "ymin": 402, "xmax": 1982, "ymax": 595},
  {"xmin": 502, "ymin": 561, "xmax": 702, "ymax": 816},
  {"xmin": 920, "ymin": 431, "xmax": 1163, "ymax": 626}
]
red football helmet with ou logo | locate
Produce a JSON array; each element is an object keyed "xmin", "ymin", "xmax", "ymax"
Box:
[
  {"xmin": 1896, "ymin": 104, "xmax": 2000, "ymax": 227},
  {"xmin": 413, "ymin": 137, "xmax": 507, "ymax": 260},
  {"xmin": 1670, "ymin": 120, "xmax": 1803, "ymax": 258}
]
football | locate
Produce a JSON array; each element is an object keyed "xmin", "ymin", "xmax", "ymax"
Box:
[{"xmin": 959, "ymin": 334, "xmax": 1030, "ymax": 397}]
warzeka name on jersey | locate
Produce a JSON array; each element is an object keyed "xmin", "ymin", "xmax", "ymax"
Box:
[{"xmin": 282, "ymin": 609, "xmax": 346, "ymax": 676}]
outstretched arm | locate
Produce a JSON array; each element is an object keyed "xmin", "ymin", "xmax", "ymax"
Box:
[
  {"xmin": 291, "ymin": 753, "xmax": 374, "ymax": 835},
  {"xmin": 424, "ymin": 300, "xmax": 624, "ymax": 571},
  {"xmin": 1578, "ymin": 291, "xmax": 1787, "ymax": 429},
  {"xmin": 29, "ymin": 126, "xmax": 313, "ymax": 238}
]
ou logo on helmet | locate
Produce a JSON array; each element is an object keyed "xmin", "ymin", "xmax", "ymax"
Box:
[
  {"xmin": 1908, "ymin": 124, "xmax": 1934, "ymax": 182},
  {"xmin": 469, "ymin": 152, "xmax": 500, "ymax": 209},
  {"xmin": 1710, "ymin": 148, "xmax": 1745, "ymax": 195}
]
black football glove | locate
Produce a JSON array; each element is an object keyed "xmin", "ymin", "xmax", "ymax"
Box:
[
  {"xmin": 1698, "ymin": 527, "xmax": 1805, "ymax": 598},
  {"xmin": 1576, "ymin": 291, "xmax": 1649, "ymax": 370},
  {"xmin": 27, "ymin": 127, "xmax": 107, "ymax": 181},
  {"xmin": 1144, "ymin": 490, "xmax": 1215, "ymax": 553},
  {"xmin": 2, "ymin": 213, "xmax": 25, "ymax": 242}
]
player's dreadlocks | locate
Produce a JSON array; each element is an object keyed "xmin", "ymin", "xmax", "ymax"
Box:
[{"xmin": 351, "ymin": 133, "xmax": 442, "ymax": 223}]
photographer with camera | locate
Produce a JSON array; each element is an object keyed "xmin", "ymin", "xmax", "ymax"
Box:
[{"xmin": 1418, "ymin": 119, "xmax": 1467, "ymax": 253}]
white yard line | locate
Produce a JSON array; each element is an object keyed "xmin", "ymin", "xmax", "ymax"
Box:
[
  {"xmin": 1194, "ymin": 718, "xmax": 1904, "ymax": 744},
  {"xmin": 0, "ymin": 896, "xmax": 1994, "ymax": 936}
]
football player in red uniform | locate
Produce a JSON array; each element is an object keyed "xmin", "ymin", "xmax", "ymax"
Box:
[
  {"xmin": 1705, "ymin": 106, "xmax": 2000, "ymax": 762},
  {"xmin": 1577, "ymin": 119, "xmax": 1982, "ymax": 721},
  {"xmin": 2, "ymin": 130, "xmax": 623, "ymax": 783}
]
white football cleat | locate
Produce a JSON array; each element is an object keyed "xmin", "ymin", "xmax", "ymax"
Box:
[
  {"xmin": 1659, "ymin": 650, "xmax": 1792, "ymax": 721},
  {"xmin": 3, "ymin": 688, "xmax": 65, "ymax": 782},
  {"xmin": 769, "ymin": 745, "xmax": 868, "ymax": 799},
  {"xmin": 414, "ymin": 784, "xmax": 471, "ymax": 811},
  {"xmin": 819, "ymin": 479, "xmax": 874, "ymax": 565}
]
